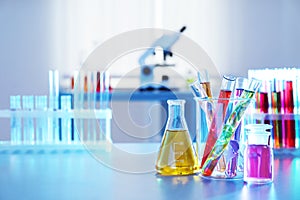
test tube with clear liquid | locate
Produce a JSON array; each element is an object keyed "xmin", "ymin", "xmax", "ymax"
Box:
[
  {"xmin": 35, "ymin": 96, "xmax": 48, "ymax": 144},
  {"xmin": 22, "ymin": 95, "xmax": 35, "ymax": 144},
  {"xmin": 61, "ymin": 95, "xmax": 72, "ymax": 144},
  {"xmin": 49, "ymin": 70, "xmax": 60, "ymax": 143},
  {"xmin": 10, "ymin": 96, "xmax": 22, "ymax": 144},
  {"xmin": 99, "ymin": 71, "xmax": 111, "ymax": 142},
  {"xmin": 87, "ymin": 71, "xmax": 97, "ymax": 142}
]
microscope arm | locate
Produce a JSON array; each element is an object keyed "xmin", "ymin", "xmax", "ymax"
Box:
[{"xmin": 138, "ymin": 26, "xmax": 186, "ymax": 66}]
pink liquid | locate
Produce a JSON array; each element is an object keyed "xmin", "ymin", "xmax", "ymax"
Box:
[{"xmin": 244, "ymin": 145, "xmax": 273, "ymax": 181}]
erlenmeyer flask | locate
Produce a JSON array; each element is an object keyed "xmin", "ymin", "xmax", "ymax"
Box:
[{"xmin": 156, "ymin": 99, "xmax": 199, "ymax": 175}]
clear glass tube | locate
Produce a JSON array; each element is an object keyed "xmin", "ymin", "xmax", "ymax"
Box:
[
  {"xmin": 61, "ymin": 95, "xmax": 72, "ymax": 144},
  {"xmin": 22, "ymin": 95, "xmax": 35, "ymax": 144},
  {"xmin": 99, "ymin": 71, "xmax": 111, "ymax": 142},
  {"xmin": 10, "ymin": 95, "xmax": 22, "ymax": 144},
  {"xmin": 74, "ymin": 71, "xmax": 85, "ymax": 142},
  {"xmin": 48, "ymin": 96, "xmax": 59, "ymax": 143},
  {"xmin": 49, "ymin": 70, "xmax": 60, "ymax": 143},
  {"xmin": 35, "ymin": 96, "xmax": 48, "ymax": 144},
  {"xmin": 225, "ymin": 77, "xmax": 249, "ymax": 178},
  {"xmin": 87, "ymin": 71, "xmax": 97, "ymax": 142}
]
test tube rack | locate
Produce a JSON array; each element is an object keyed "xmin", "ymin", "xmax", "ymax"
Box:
[
  {"xmin": 0, "ymin": 108, "xmax": 112, "ymax": 152},
  {"xmin": 247, "ymin": 67, "xmax": 300, "ymax": 154}
]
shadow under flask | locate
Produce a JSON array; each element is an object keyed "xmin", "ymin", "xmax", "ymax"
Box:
[
  {"xmin": 156, "ymin": 99, "xmax": 199, "ymax": 175},
  {"xmin": 244, "ymin": 124, "xmax": 273, "ymax": 184}
]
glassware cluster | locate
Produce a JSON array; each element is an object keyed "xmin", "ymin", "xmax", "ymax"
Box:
[{"xmin": 156, "ymin": 69, "xmax": 276, "ymax": 185}]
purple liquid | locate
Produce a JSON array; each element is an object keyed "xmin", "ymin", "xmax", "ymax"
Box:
[{"xmin": 244, "ymin": 145, "xmax": 273, "ymax": 181}]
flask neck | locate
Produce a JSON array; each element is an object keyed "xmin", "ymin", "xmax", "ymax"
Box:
[{"xmin": 167, "ymin": 100, "xmax": 187, "ymax": 130}]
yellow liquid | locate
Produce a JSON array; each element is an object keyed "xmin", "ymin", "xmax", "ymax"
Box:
[{"xmin": 156, "ymin": 130, "xmax": 199, "ymax": 175}]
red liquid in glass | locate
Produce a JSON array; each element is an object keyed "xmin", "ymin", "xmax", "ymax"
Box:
[
  {"xmin": 284, "ymin": 81, "xmax": 295, "ymax": 148},
  {"xmin": 200, "ymin": 90, "xmax": 232, "ymax": 168},
  {"xmin": 244, "ymin": 145, "xmax": 273, "ymax": 180}
]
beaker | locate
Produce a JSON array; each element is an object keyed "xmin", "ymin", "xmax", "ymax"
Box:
[
  {"xmin": 156, "ymin": 99, "xmax": 199, "ymax": 176},
  {"xmin": 195, "ymin": 96, "xmax": 256, "ymax": 179}
]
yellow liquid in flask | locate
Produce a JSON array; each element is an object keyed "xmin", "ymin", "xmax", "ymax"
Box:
[{"xmin": 156, "ymin": 130, "xmax": 199, "ymax": 176}]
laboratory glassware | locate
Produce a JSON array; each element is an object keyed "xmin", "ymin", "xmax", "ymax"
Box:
[
  {"xmin": 244, "ymin": 124, "xmax": 273, "ymax": 184},
  {"xmin": 156, "ymin": 99, "xmax": 198, "ymax": 175},
  {"xmin": 10, "ymin": 95, "xmax": 22, "ymax": 144},
  {"xmin": 22, "ymin": 95, "xmax": 35, "ymax": 144},
  {"xmin": 201, "ymin": 78, "xmax": 261, "ymax": 176},
  {"xmin": 35, "ymin": 96, "xmax": 48, "ymax": 143}
]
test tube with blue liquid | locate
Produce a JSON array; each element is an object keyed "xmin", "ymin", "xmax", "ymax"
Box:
[
  {"xmin": 22, "ymin": 95, "xmax": 35, "ymax": 144},
  {"xmin": 10, "ymin": 95, "xmax": 22, "ymax": 144},
  {"xmin": 61, "ymin": 95, "xmax": 72, "ymax": 144},
  {"xmin": 35, "ymin": 96, "xmax": 48, "ymax": 144}
]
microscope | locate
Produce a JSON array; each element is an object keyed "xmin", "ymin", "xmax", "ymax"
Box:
[{"xmin": 138, "ymin": 26, "xmax": 186, "ymax": 91}]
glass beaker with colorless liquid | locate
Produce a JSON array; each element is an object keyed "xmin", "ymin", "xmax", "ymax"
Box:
[{"xmin": 155, "ymin": 99, "xmax": 199, "ymax": 176}]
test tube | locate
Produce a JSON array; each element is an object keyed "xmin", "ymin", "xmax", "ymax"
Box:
[
  {"xmin": 78, "ymin": 71, "xmax": 86, "ymax": 141},
  {"xmin": 35, "ymin": 96, "xmax": 48, "ymax": 144},
  {"xmin": 49, "ymin": 70, "xmax": 60, "ymax": 143},
  {"xmin": 200, "ymin": 75, "xmax": 236, "ymax": 169},
  {"xmin": 22, "ymin": 95, "xmax": 35, "ymax": 144},
  {"xmin": 271, "ymin": 79, "xmax": 283, "ymax": 148},
  {"xmin": 87, "ymin": 71, "xmax": 97, "ymax": 142},
  {"xmin": 10, "ymin": 96, "xmax": 22, "ymax": 144},
  {"xmin": 225, "ymin": 77, "xmax": 248, "ymax": 177},
  {"xmin": 99, "ymin": 71, "xmax": 111, "ymax": 141},
  {"xmin": 198, "ymin": 69, "xmax": 212, "ymax": 97},
  {"xmin": 61, "ymin": 95, "xmax": 72, "ymax": 144},
  {"xmin": 284, "ymin": 80, "xmax": 296, "ymax": 148},
  {"xmin": 72, "ymin": 70, "xmax": 81, "ymax": 143}
]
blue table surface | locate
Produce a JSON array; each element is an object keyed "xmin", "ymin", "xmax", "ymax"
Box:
[{"xmin": 0, "ymin": 143, "xmax": 299, "ymax": 200}]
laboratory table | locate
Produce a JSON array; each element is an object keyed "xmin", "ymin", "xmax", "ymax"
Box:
[{"xmin": 0, "ymin": 143, "xmax": 299, "ymax": 200}]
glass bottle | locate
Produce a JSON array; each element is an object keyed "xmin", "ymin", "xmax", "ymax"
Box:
[
  {"xmin": 155, "ymin": 99, "xmax": 199, "ymax": 175},
  {"xmin": 244, "ymin": 124, "xmax": 273, "ymax": 184}
]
